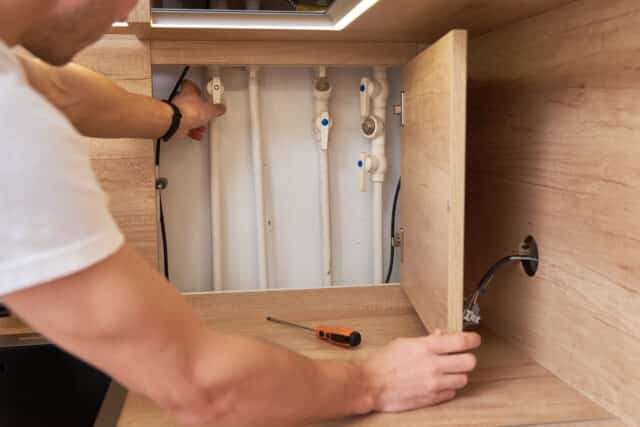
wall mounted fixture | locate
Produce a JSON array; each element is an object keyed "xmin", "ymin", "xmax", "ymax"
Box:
[
  {"xmin": 150, "ymin": 0, "xmax": 379, "ymax": 30},
  {"xmin": 463, "ymin": 235, "xmax": 539, "ymax": 329},
  {"xmin": 358, "ymin": 67, "xmax": 389, "ymax": 283}
]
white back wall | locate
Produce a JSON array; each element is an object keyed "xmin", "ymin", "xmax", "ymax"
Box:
[{"xmin": 153, "ymin": 66, "xmax": 401, "ymax": 293}]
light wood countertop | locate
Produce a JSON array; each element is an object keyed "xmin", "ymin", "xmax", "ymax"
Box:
[{"xmin": 0, "ymin": 285, "xmax": 623, "ymax": 426}]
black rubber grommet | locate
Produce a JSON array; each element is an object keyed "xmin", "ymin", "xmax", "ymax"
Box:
[{"xmin": 521, "ymin": 235, "xmax": 539, "ymax": 277}]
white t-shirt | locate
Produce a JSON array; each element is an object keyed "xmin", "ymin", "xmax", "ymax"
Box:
[{"xmin": 0, "ymin": 40, "xmax": 124, "ymax": 296}]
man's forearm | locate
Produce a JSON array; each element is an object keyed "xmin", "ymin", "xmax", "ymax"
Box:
[
  {"xmin": 182, "ymin": 333, "xmax": 373, "ymax": 426},
  {"xmin": 4, "ymin": 245, "xmax": 373, "ymax": 427},
  {"xmin": 18, "ymin": 54, "xmax": 173, "ymax": 139}
]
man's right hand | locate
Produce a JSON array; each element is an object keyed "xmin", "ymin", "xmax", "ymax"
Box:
[
  {"xmin": 171, "ymin": 80, "xmax": 226, "ymax": 141},
  {"xmin": 362, "ymin": 331, "xmax": 481, "ymax": 412}
]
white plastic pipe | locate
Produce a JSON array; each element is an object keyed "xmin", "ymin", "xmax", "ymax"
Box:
[
  {"xmin": 313, "ymin": 66, "xmax": 333, "ymax": 287},
  {"xmin": 207, "ymin": 67, "xmax": 224, "ymax": 291},
  {"xmin": 248, "ymin": 66, "xmax": 269, "ymax": 290},
  {"xmin": 371, "ymin": 67, "xmax": 389, "ymax": 283}
]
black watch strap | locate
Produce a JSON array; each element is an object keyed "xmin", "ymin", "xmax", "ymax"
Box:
[{"xmin": 161, "ymin": 100, "xmax": 182, "ymax": 142}]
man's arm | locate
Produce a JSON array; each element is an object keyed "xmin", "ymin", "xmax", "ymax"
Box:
[
  {"xmin": 17, "ymin": 54, "xmax": 224, "ymax": 141},
  {"xmin": 4, "ymin": 245, "xmax": 480, "ymax": 427}
]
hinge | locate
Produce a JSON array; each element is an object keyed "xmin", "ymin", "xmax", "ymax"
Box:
[
  {"xmin": 392, "ymin": 91, "xmax": 406, "ymax": 127},
  {"xmin": 395, "ymin": 228, "xmax": 405, "ymax": 263}
]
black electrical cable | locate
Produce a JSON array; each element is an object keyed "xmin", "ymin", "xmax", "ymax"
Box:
[
  {"xmin": 466, "ymin": 254, "xmax": 539, "ymax": 311},
  {"xmin": 385, "ymin": 178, "xmax": 401, "ymax": 283},
  {"xmin": 156, "ymin": 65, "xmax": 190, "ymax": 280},
  {"xmin": 158, "ymin": 190, "xmax": 170, "ymax": 278},
  {"xmin": 475, "ymin": 255, "xmax": 539, "ymax": 296}
]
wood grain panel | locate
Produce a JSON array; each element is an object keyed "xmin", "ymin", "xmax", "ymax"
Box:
[
  {"xmin": 74, "ymin": 36, "xmax": 151, "ymax": 81},
  {"xmin": 527, "ymin": 420, "xmax": 628, "ymax": 427},
  {"xmin": 467, "ymin": 0, "xmax": 640, "ymax": 424},
  {"xmin": 110, "ymin": 286, "xmax": 613, "ymax": 427},
  {"xmin": 122, "ymin": 0, "xmax": 573, "ymax": 43},
  {"xmin": 127, "ymin": 0, "xmax": 150, "ymax": 25},
  {"xmin": 400, "ymin": 30, "xmax": 467, "ymax": 333},
  {"xmin": 91, "ymin": 157, "xmax": 156, "ymax": 263},
  {"xmin": 73, "ymin": 36, "xmax": 157, "ymax": 265},
  {"xmin": 150, "ymin": 41, "xmax": 420, "ymax": 66}
]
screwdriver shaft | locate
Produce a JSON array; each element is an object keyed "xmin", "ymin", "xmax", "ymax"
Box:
[{"xmin": 266, "ymin": 316, "xmax": 315, "ymax": 332}]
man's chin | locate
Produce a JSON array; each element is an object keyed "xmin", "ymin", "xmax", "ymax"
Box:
[{"xmin": 23, "ymin": 44, "xmax": 75, "ymax": 66}]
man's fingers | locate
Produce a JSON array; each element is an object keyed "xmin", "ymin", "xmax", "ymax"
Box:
[
  {"xmin": 188, "ymin": 129, "xmax": 204, "ymax": 141},
  {"xmin": 437, "ymin": 374, "xmax": 468, "ymax": 391},
  {"xmin": 202, "ymin": 102, "xmax": 226, "ymax": 120},
  {"xmin": 427, "ymin": 332, "xmax": 481, "ymax": 355},
  {"xmin": 431, "ymin": 390, "xmax": 456, "ymax": 406},
  {"xmin": 179, "ymin": 80, "xmax": 201, "ymax": 96},
  {"xmin": 437, "ymin": 353, "xmax": 477, "ymax": 373}
]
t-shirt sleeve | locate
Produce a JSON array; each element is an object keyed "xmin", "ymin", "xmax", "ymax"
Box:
[{"xmin": 0, "ymin": 69, "xmax": 124, "ymax": 296}]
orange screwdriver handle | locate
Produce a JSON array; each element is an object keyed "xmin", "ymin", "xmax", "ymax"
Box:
[{"xmin": 316, "ymin": 325, "xmax": 362, "ymax": 348}]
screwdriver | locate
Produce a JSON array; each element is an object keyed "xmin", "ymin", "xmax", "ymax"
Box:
[{"xmin": 266, "ymin": 316, "xmax": 362, "ymax": 348}]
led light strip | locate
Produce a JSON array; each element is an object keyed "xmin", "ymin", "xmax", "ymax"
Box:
[{"xmin": 334, "ymin": 0, "xmax": 378, "ymax": 30}]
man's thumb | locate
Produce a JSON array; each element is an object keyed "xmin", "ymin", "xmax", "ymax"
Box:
[{"xmin": 205, "ymin": 102, "xmax": 226, "ymax": 119}]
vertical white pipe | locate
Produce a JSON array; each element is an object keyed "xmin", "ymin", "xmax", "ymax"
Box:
[
  {"xmin": 371, "ymin": 66, "xmax": 388, "ymax": 284},
  {"xmin": 319, "ymin": 152, "xmax": 331, "ymax": 286},
  {"xmin": 208, "ymin": 67, "xmax": 224, "ymax": 291},
  {"xmin": 372, "ymin": 182, "xmax": 383, "ymax": 282},
  {"xmin": 248, "ymin": 66, "xmax": 269, "ymax": 290},
  {"xmin": 313, "ymin": 66, "xmax": 332, "ymax": 287}
]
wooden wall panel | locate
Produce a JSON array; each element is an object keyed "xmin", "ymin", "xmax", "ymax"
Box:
[
  {"xmin": 150, "ymin": 41, "xmax": 420, "ymax": 66},
  {"xmin": 73, "ymin": 36, "xmax": 157, "ymax": 266},
  {"xmin": 400, "ymin": 30, "xmax": 467, "ymax": 333},
  {"xmin": 467, "ymin": 0, "xmax": 640, "ymax": 424}
]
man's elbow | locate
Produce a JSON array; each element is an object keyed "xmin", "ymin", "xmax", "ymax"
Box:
[{"xmin": 157, "ymin": 373, "xmax": 242, "ymax": 426}]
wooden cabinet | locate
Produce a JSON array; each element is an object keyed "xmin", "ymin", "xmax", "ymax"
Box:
[{"xmin": 13, "ymin": 0, "xmax": 640, "ymax": 425}]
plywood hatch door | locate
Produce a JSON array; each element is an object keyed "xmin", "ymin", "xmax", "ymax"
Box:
[{"xmin": 400, "ymin": 30, "xmax": 468, "ymax": 333}]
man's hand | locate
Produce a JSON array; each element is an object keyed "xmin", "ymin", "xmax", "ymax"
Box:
[
  {"xmin": 171, "ymin": 80, "xmax": 226, "ymax": 141},
  {"xmin": 362, "ymin": 331, "xmax": 481, "ymax": 412}
]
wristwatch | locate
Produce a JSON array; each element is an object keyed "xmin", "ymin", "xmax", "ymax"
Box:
[{"xmin": 161, "ymin": 100, "xmax": 182, "ymax": 142}]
